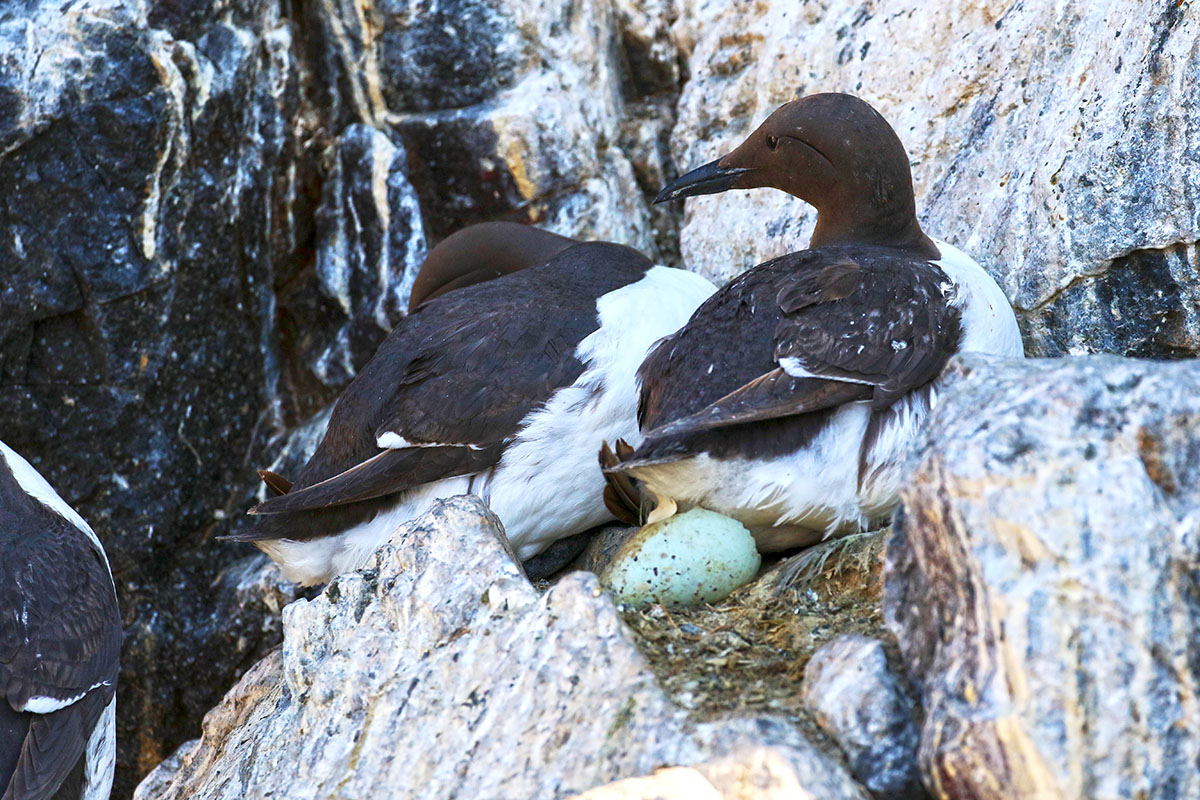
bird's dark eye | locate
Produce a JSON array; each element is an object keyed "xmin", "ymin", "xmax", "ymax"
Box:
[{"xmin": 766, "ymin": 134, "xmax": 779, "ymax": 150}]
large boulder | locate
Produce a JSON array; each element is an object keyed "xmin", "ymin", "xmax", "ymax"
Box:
[
  {"xmin": 667, "ymin": 0, "xmax": 1200, "ymax": 358},
  {"xmin": 885, "ymin": 354, "xmax": 1200, "ymax": 799},
  {"xmin": 802, "ymin": 634, "xmax": 924, "ymax": 800},
  {"xmin": 134, "ymin": 497, "xmax": 867, "ymax": 799}
]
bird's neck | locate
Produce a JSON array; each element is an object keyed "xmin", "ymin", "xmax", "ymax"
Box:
[{"xmin": 807, "ymin": 186, "xmax": 937, "ymax": 258}]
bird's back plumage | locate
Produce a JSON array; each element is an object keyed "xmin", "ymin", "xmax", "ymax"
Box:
[{"xmin": 0, "ymin": 442, "xmax": 120, "ymax": 800}]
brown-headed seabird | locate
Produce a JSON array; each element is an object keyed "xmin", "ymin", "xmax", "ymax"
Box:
[{"xmin": 604, "ymin": 93, "xmax": 1023, "ymax": 551}]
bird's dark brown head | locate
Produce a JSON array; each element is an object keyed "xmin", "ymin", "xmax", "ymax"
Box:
[
  {"xmin": 408, "ymin": 222, "xmax": 577, "ymax": 311},
  {"xmin": 656, "ymin": 93, "xmax": 933, "ymax": 254}
]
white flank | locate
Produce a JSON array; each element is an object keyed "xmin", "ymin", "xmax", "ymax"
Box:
[
  {"xmin": 487, "ymin": 266, "xmax": 717, "ymax": 559},
  {"xmin": 0, "ymin": 441, "xmax": 111, "ymax": 571},
  {"xmin": 83, "ymin": 696, "xmax": 117, "ymax": 800},
  {"xmin": 930, "ymin": 237, "xmax": 1024, "ymax": 357},
  {"xmin": 632, "ymin": 400, "xmax": 874, "ymax": 551}
]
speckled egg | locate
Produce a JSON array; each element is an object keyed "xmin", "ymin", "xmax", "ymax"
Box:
[{"xmin": 599, "ymin": 508, "xmax": 761, "ymax": 608}]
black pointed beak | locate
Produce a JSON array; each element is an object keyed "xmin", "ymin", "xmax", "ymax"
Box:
[{"xmin": 654, "ymin": 158, "xmax": 750, "ymax": 204}]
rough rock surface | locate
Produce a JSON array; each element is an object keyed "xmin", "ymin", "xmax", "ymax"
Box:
[
  {"xmin": 135, "ymin": 497, "xmax": 867, "ymax": 800},
  {"xmin": 885, "ymin": 354, "xmax": 1200, "ymax": 799},
  {"xmin": 801, "ymin": 634, "xmax": 924, "ymax": 800},
  {"xmin": 668, "ymin": 0, "xmax": 1200, "ymax": 358},
  {"xmin": 571, "ymin": 747, "xmax": 846, "ymax": 799},
  {"xmin": 5, "ymin": 0, "xmax": 1200, "ymax": 794},
  {"xmin": 315, "ymin": 0, "xmax": 661, "ymax": 252}
]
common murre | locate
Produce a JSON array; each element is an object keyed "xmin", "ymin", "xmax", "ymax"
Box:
[
  {"xmin": 603, "ymin": 93, "xmax": 1023, "ymax": 551},
  {"xmin": 0, "ymin": 440, "xmax": 120, "ymax": 800},
  {"xmin": 237, "ymin": 226, "xmax": 716, "ymax": 586}
]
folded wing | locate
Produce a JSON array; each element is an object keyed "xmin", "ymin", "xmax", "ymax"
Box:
[{"xmin": 637, "ymin": 248, "xmax": 961, "ymax": 441}]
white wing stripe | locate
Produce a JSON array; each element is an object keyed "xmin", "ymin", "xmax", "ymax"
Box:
[
  {"xmin": 779, "ymin": 357, "xmax": 876, "ymax": 386},
  {"xmin": 21, "ymin": 681, "xmax": 111, "ymax": 714},
  {"xmin": 376, "ymin": 432, "xmax": 486, "ymax": 450}
]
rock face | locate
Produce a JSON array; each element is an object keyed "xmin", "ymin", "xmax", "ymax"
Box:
[
  {"xmin": 314, "ymin": 0, "xmax": 661, "ymax": 252},
  {"xmin": 0, "ymin": 0, "xmax": 674, "ymax": 792},
  {"xmin": 135, "ymin": 497, "xmax": 867, "ymax": 800},
  {"xmin": 0, "ymin": 0, "xmax": 321, "ymax": 789},
  {"xmin": 885, "ymin": 354, "xmax": 1200, "ymax": 799},
  {"xmin": 5, "ymin": 0, "xmax": 1200, "ymax": 795},
  {"xmin": 667, "ymin": 0, "xmax": 1200, "ymax": 358},
  {"xmin": 801, "ymin": 634, "xmax": 924, "ymax": 800}
]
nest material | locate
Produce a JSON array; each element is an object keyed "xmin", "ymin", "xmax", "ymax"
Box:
[{"xmin": 617, "ymin": 528, "xmax": 893, "ymax": 753}]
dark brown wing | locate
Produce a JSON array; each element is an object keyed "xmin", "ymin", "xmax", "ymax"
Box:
[
  {"xmin": 0, "ymin": 485, "xmax": 120, "ymax": 800},
  {"xmin": 370, "ymin": 305, "xmax": 589, "ymax": 449},
  {"xmin": 773, "ymin": 252, "xmax": 961, "ymax": 408},
  {"xmin": 247, "ymin": 444, "xmax": 503, "ymax": 516},
  {"xmin": 635, "ymin": 246, "xmax": 960, "ymax": 442}
]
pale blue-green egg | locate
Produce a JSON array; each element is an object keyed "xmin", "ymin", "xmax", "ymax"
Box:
[{"xmin": 600, "ymin": 508, "xmax": 761, "ymax": 608}]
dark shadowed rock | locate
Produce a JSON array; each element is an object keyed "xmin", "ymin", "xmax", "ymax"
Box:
[
  {"xmin": 314, "ymin": 0, "xmax": 658, "ymax": 252},
  {"xmin": 377, "ymin": 0, "xmax": 530, "ymax": 112},
  {"xmin": 283, "ymin": 123, "xmax": 426, "ymax": 390},
  {"xmin": 0, "ymin": 0, "xmax": 430, "ymax": 794},
  {"xmin": 1024, "ymin": 243, "xmax": 1200, "ymax": 359},
  {"xmin": 0, "ymin": 0, "xmax": 316, "ymax": 791},
  {"xmin": 886, "ymin": 354, "xmax": 1200, "ymax": 799}
]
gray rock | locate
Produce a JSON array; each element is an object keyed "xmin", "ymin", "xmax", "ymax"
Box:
[
  {"xmin": 136, "ymin": 496, "xmax": 867, "ymax": 799},
  {"xmin": 571, "ymin": 746, "xmax": 858, "ymax": 799},
  {"xmin": 802, "ymin": 634, "xmax": 924, "ymax": 800},
  {"xmin": 666, "ymin": 0, "xmax": 1200, "ymax": 358},
  {"xmin": 885, "ymin": 354, "xmax": 1200, "ymax": 799},
  {"xmin": 315, "ymin": 0, "xmax": 657, "ymax": 252},
  {"xmin": 305, "ymin": 123, "xmax": 426, "ymax": 388}
]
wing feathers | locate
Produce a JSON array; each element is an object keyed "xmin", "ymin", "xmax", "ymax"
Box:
[
  {"xmin": 247, "ymin": 445, "xmax": 503, "ymax": 519},
  {"xmin": 644, "ymin": 369, "xmax": 872, "ymax": 438},
  {"xmin": 633, "ymin": 246, "xmax": 962, "ymax": 440},
  {"xmin": 4, "ymin": 687, "xmax": 111, "ymax": 800},
  {"xmin": 257, "ymin": 470, "xmax": 292, "ymax": 497}
]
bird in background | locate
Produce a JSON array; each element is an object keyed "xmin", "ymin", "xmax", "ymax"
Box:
[{"xmin": 236, "ymin": 222, "xmax": 715, "ymax": 586}]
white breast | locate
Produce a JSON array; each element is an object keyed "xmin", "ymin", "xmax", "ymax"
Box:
[
  {"xmin": 930, "ymin": 237, "xmax": 1024, "ymax": 358},
  {"xmin": 487, "ymin": 265, "xmax": 717, "ymax": 558},
  {"xmin": 83, "ymin": 696, "xmax": 117, "ymax": 800}
]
